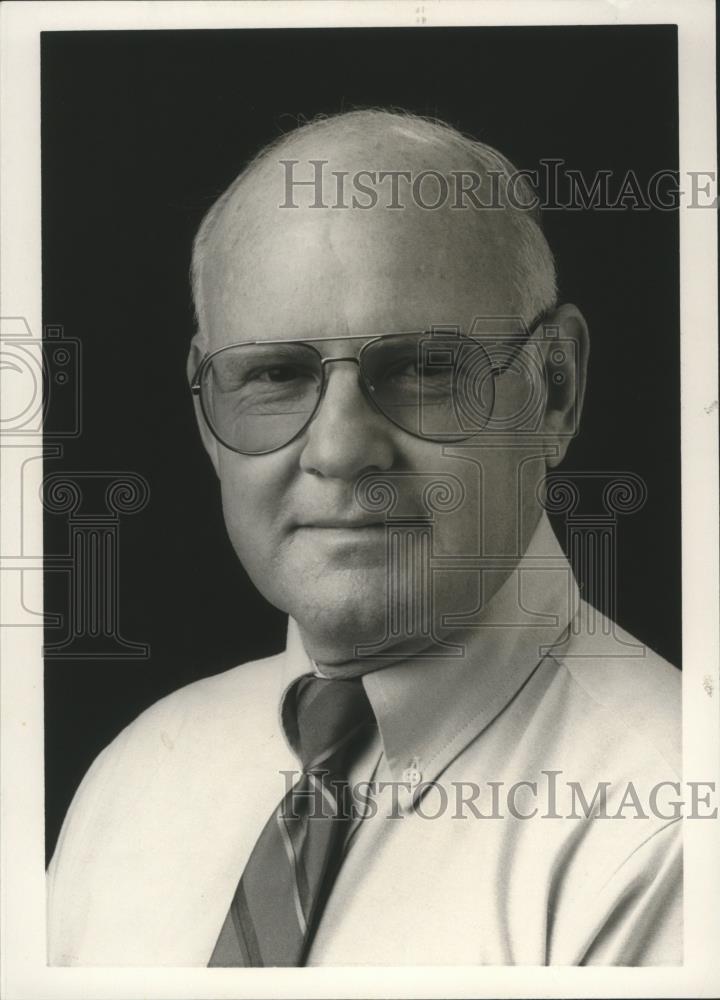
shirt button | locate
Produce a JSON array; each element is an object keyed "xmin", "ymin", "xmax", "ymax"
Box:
[{"xmin": 402, "ymin": 758, "xmax": 422, "ymax": 788}]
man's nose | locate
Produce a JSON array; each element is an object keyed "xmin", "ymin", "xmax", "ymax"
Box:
[{"xmin": 298, "ymin": 361, "xmax": 395, "ymax": 479}]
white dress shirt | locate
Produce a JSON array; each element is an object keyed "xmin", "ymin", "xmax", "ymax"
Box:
[{"xmin": 47, "ymin": 514, "xmax": 681, "ymax": 965}]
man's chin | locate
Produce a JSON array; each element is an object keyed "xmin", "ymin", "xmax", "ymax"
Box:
[{"xmin": 283, "ymin": 586, "xmax": 391, "ymax": 665}]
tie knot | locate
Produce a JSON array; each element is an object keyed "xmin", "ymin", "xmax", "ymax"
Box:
[{"xmin": 289, "ymin": 675, "xmax": 376, "ymax": 774}]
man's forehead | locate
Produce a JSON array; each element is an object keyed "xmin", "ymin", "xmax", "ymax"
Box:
[
  {"xmin": 209, "ymin": 197, "xmax": 506, "ymax": 274},
  {"xmin": 201, "ymin": 217, "xmax": 516, "ymax": 346},
  {"xmin": 206, "ymin": 123, "xmax": 516, "ymax": 253},
  {"xmin": 198, "ymin": 127, "xmax": 521, "ymax": 340},
  {"xmin": 205, "ymin": 190, "xmax": 515, "ymax": 294}
]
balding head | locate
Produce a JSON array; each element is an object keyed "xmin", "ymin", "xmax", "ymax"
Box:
[
  {"xmin": 187, "ymin": 110, "xmax": 588, "ymax": 666},
  {"xmin": 191, "ymin": 109, "xmax": 557, "ymax": 342}
]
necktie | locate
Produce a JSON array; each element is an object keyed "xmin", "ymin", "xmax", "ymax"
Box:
[{"xmin": 208, "ymin": 675, "xmax": 376, "ymax": 967}]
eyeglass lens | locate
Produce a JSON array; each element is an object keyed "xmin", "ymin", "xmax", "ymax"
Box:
[{"xmin": 200, "ymin": 334, "xmax": 496, "ymax": 454}]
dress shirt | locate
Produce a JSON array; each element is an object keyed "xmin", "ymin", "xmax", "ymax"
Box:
[{"xmin": 47, "ymin": 513, "xmax": 681, "ymax": 966}]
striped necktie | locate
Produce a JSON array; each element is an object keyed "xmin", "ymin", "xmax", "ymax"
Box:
[{"xmin": 208, "ymin": 674, "xmax": 376, "ymax": 967}]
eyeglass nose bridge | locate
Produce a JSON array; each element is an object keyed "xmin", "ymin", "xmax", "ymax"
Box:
[
  {"xmin": 314, "ymin": 353, "xmax": 379, "ymax": 415},
  {"xmin": 289, "ymin": 356, "xmax": 393, "ymax": 480},
  {"xmin": 319, "ymin": 355, "xmax": 362, "ymax": 367},
  {"xmin": 317, "ymin": 353, "xmax": 381, "ymax": 398},
  {"xmin": 308, "ymin": 353, "xmax": 390, "ymax": 439}
]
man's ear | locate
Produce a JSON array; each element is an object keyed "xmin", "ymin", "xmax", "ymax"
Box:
[
  {"xmin": 187, "ymin": 333, "xmax": 221, "ymax": 477},
  {"xmin": 535, "ymin": 303, "xmax": 590, "ymax": 468}
]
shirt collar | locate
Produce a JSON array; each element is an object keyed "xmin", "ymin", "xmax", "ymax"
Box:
[{"xmin": 280, "ymin": 513, "xmax": 579, "ymax": 806}]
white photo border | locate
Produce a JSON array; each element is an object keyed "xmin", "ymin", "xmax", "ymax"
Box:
[{"xmin": 0, "ymin": 1, "xmax": 717, "ymax": 997}]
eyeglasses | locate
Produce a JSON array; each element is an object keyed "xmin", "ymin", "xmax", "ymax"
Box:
[{"xmin": 190, "ymin": 329, "xmax": 505, "ymax": 456}]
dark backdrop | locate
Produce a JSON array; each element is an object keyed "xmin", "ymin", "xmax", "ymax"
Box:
[{"xmin": 42, "ymin": 25, "xmax": 680, "ymax": 863}]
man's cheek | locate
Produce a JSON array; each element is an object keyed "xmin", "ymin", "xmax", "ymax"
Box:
[
  {"xmin": 430, "ymin": 478, "xmax": 482, "ymax": 558},
  {"xmin": 221, "ymin": 490, "xmax": 278, "ymax": 567}
]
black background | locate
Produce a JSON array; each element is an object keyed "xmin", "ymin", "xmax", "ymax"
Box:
[{"xmin": 42, "ymin": 26, "xmax": 680, "ymax": 863}]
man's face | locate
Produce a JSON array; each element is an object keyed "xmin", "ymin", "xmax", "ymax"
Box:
[{"xmin": 196, "ymin": 197, "xmax": 545, "ymax": 664}]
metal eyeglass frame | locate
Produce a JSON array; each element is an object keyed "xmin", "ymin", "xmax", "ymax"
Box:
[{"xmin": 190, "ymin": 321, "xmax": 545, "ymax": 456}]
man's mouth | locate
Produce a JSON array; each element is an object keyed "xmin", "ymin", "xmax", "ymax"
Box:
[{"xmin": 296, "ymin": 518, "xmax": 385, "ymax": 530}]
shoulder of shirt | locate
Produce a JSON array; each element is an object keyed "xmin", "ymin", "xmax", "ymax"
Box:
[
  {"xmin": 49, "ymin": 653, "xmax": 290, "ymax": 864},
  {"xmin": 47, "ymin": 652, "xmax": 295, "ymax": 954},
  {"xmin": 547, "ymin": 600, "xmax": 681, "ymax": 777},
  {"xmin": 65, "ymin": 652, "xmax": 289, "ymax": 802},
  {"xmin": 125, "ymin": 650, "xmax": 288, "ymax": 745}
]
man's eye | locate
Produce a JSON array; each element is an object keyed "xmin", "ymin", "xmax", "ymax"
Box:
[
  {"xmin": 386, "ymin": 360, "xmax": 421, "ymax": 380},
  {"xmin": 246, "ymin": 364, "xmax": 316, "ymax": 386},
  {"xmin": 386, "ymin": 361, "xmax": 451, "ymax": 381},
  {"xmin": 252, "ymin": 365, "xmax": 305, "ymax": 383}
]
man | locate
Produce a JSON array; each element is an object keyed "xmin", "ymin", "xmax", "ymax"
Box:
[{"xmin": 47, "ymin": 110, "xmax": 681, "ymax": 966}]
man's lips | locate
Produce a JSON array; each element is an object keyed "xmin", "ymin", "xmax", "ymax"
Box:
[{"xmin": 294, "ymin": 518, "xmax": 386, "ymax": 530}]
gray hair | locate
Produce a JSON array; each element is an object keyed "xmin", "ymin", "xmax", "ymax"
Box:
[{"xmin": 191, "ymin": 109, "xmax": 557, "ymax": 334}]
